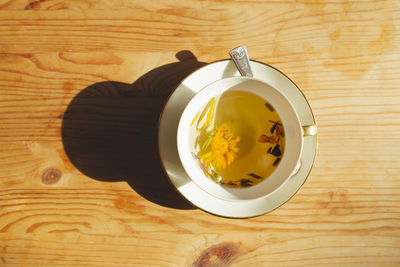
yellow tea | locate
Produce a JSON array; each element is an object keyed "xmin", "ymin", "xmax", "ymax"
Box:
[{"xmin": 190, "ymin": 90, "xmax": 285, "ymax": 188}]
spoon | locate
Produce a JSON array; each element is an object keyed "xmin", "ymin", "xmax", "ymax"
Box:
[{"xmin": 229, "ymin": 46, "xmax": 253, "ymax": 77}]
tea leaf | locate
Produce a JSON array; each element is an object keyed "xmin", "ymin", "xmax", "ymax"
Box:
[
  {"xmin": 269, "ymin": 120, "xmax": 282, "ymax": 125},
  {"xmin": 276, "ymin": 124, "xmax": 284, "ymax": 137},
  {"xmin": 248, "ymin": 173, "xmax": 263, "ymax": 179},
  {"xmin": 275, "ymin": 124, "xmax": 285, "ymax": 138},
  {"xmin": 240, "ymin": 179, "xmax": 253, "ymax": 187},
  {"xmin": 265, "ymin": 102, "xmax": 274, "ymax": 112},
  {"xmin": 273, "ymin": 157, "xmax": 281, "ymax": 166},
  {"xmin": 270, "ymin": 122, "xmax": 278, "ymax": 134},
  {"xmin": 267, "ymin": 147, "xmax": 272, "ymax": 154},
  {"xmin": 270, "ymin": 120, "xmax": 282, "ymax": 124},
  {"xmin": 258, "ymin": 134, "xmax": 275, "ymax": 143},
  {"xmin": 271, "ymin": 144, "xmax": 282, "ymax": 157}
]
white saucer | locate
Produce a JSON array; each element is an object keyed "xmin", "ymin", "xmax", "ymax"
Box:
[{"xmin": 158, "ymin": 60, "xmax": 317, "ymax": 218}]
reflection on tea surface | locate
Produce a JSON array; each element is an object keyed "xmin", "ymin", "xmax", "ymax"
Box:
[{"xmin": 191, "ymin": 90, "xmax": 285, "ymax": 188}]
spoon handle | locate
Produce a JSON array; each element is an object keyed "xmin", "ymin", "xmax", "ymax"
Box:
[{"xmin": 229, "ymin": 46, "xmax": 253, "ymax": 77}]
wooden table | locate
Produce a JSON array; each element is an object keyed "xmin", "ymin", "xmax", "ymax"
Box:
[{"xmin": 1, "ymin": 0, "xmax": 399, "ymax": 266}]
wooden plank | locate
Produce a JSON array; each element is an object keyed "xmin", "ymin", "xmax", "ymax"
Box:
[{"xmin": 0, "ymin": 0, "xmax": 399, "ymax": 266}]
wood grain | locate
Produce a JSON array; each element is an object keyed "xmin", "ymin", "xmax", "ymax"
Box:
[{"xmin": 1, "ymin": 0, "xmax": 400, "ymax": 266}]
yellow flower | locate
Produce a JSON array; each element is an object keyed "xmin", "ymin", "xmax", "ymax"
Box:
[{"xmin": 200, "ymin": 124, "xmax": 240, "ymax": 170}]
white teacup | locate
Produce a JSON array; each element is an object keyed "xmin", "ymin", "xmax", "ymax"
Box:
[{"xmin": 177, "ymin": 76, "xmax": 311, "ymax": 201}]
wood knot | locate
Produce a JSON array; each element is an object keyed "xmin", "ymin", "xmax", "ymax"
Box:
[
  {"xmin": 193, "ymin": 242, "xmax": 241, "ymax": 267},
  {"xmin": 41, "ymin": 168, "xmax": 62, "ymax": 184}
]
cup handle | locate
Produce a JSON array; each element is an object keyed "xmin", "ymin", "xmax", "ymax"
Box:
[{"xmin": 302, "ymin": 125, "xmax": 317, "ymax": 136}]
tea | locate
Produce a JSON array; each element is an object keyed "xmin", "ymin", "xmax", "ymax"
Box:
[{"xmin": 190, "ymin": 90, "xmax": 285, "ymax": 188}]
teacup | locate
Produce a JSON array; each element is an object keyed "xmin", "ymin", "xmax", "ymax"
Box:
[{"xmin": 177, "ymin": 76, "xmax": 314, "ymax": 201}]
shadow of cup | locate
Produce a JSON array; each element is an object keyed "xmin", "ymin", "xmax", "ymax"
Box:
[{"xmin": 62, "ymin": 51, "xmax": 206, "ymax": 210}]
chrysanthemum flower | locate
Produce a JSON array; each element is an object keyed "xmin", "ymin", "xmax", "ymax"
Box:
[{"xmin": 200, "ymin": 124, "xmax": 240, "ymax": 170}]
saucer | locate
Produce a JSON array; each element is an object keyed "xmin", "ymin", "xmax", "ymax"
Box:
[{"xmin": 158, "ymin": 60, "xmax": 317, "ymax": 218}]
